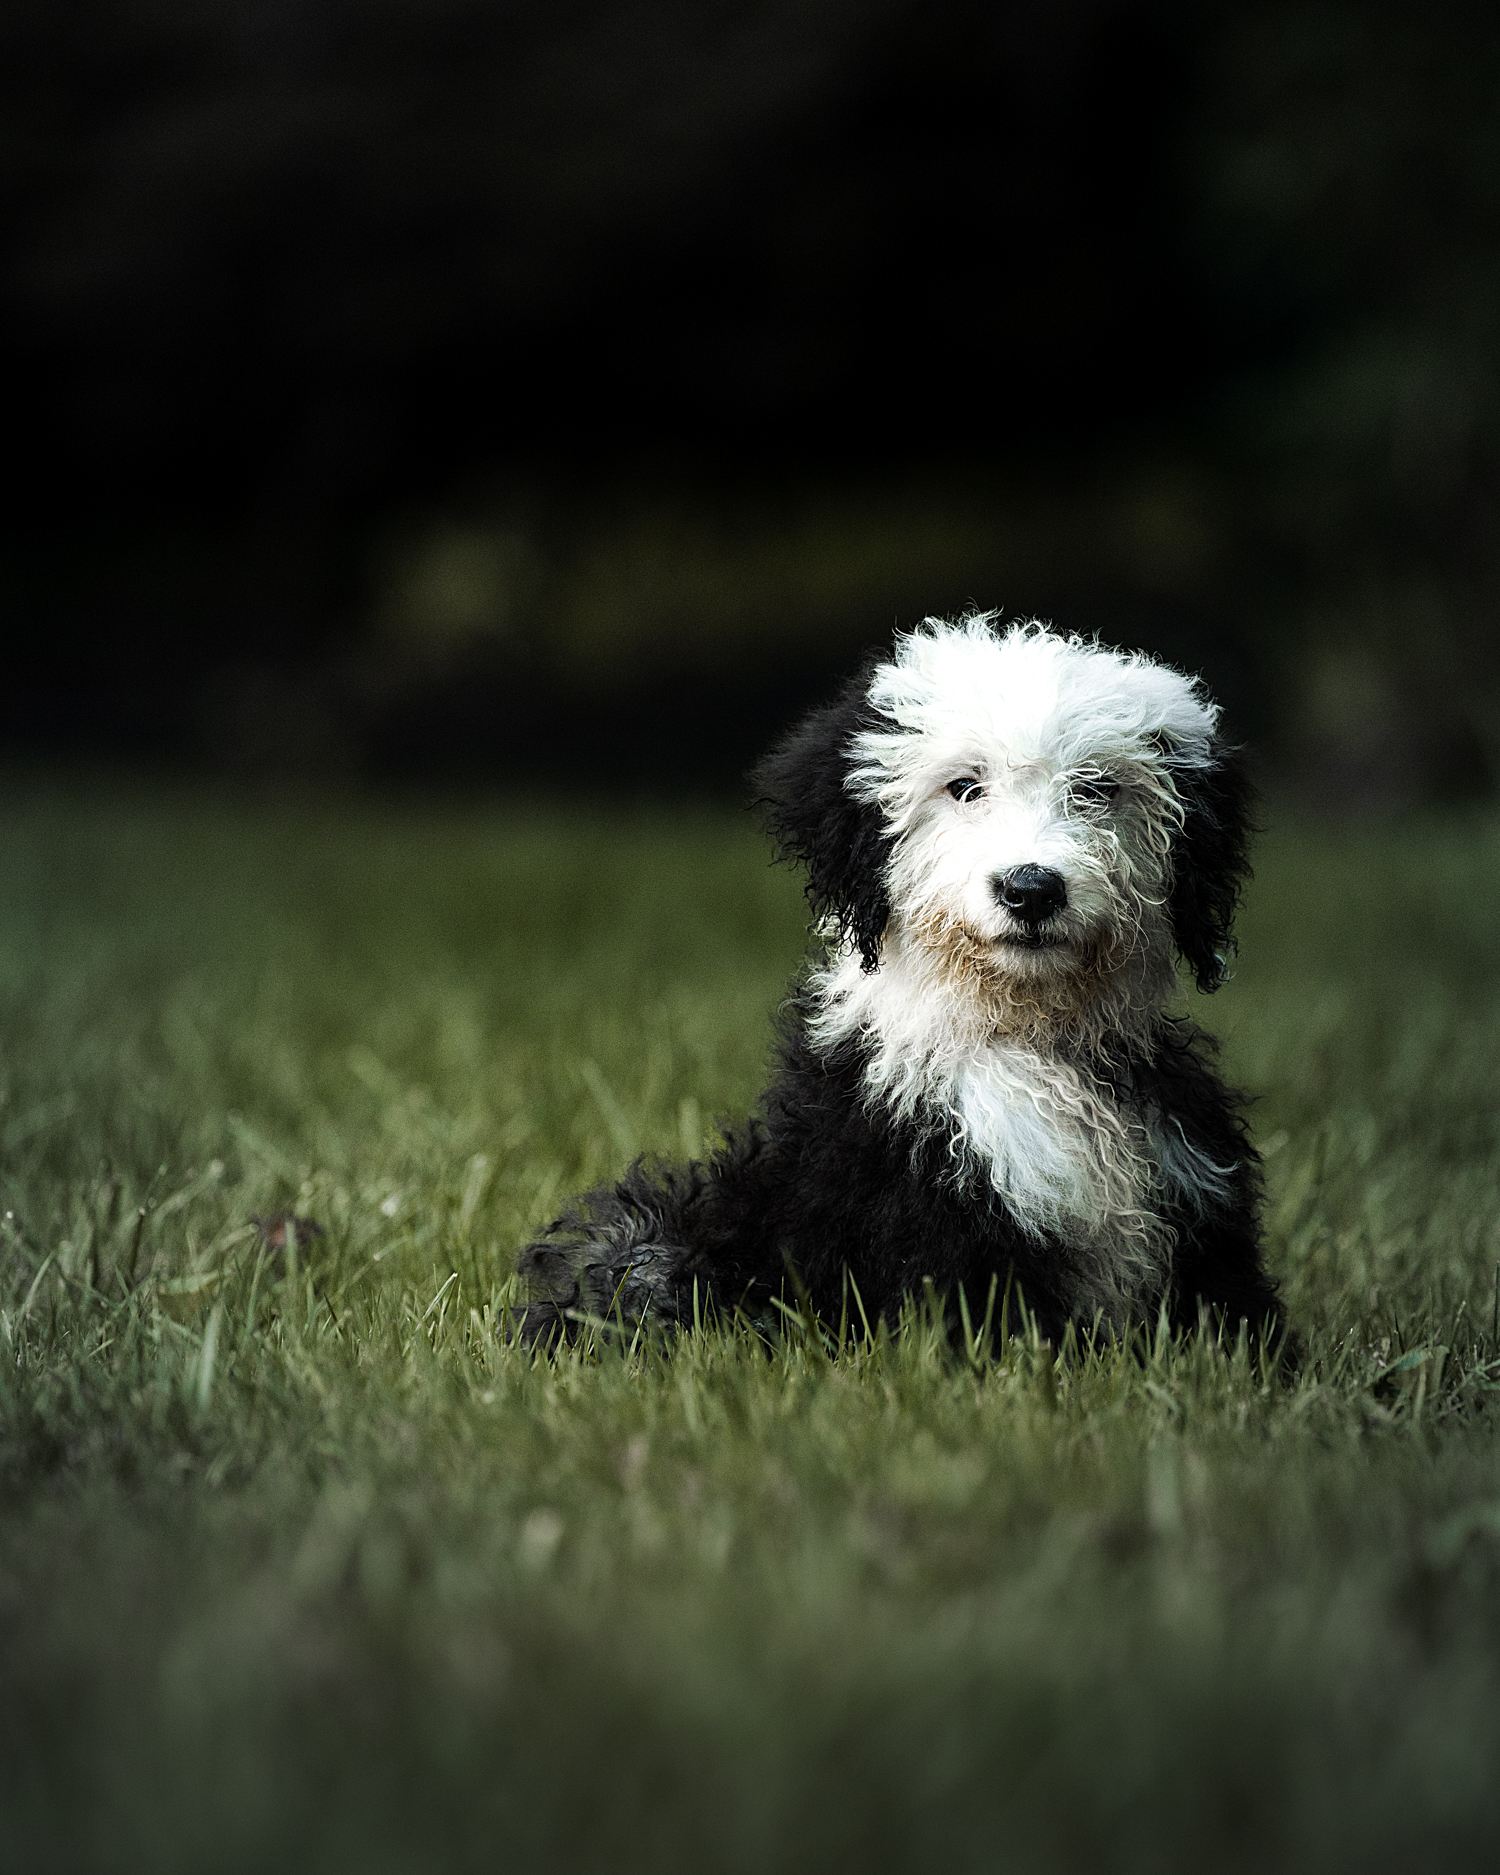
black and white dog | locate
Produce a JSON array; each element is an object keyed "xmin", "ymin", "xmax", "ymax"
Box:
[{"xmin": 520, "ymin": 615, "xmax": 1284, "ymax": 1349}]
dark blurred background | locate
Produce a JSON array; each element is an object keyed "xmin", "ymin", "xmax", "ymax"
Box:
[{"xmin": 4, "ymin": 0, "xmax": 1497, "ymax": 803}]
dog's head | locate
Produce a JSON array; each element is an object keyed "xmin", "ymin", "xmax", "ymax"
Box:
[{"xmin": 755, "ymin": 616, "xmax": 1252, "ymax": 1009}]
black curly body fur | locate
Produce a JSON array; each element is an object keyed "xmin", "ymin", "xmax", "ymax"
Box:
[
  {"xmin": 518, "ymin": 1010, "xmax": 1277, "ymax": 1346},
  {"xmin": 517, "ymin": 618, "xmax": 1287, "ymax": 1354}
]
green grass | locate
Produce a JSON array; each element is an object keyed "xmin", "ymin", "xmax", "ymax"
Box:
[{"xmin": 3, "ymin": 779, "xmax": 1500, "ymax": 1872}]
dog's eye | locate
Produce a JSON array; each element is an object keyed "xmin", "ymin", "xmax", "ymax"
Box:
[
  {"xmin": 1072, "ymin": 776, "xmax": 1122, "ymax": 809},
  {"xmin": 947, "ymin": 777, "xmax": 985, "ymax": 804}
]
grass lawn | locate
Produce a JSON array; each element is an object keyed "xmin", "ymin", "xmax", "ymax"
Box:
[{"xmin": 2, "ymin": 778, "xmax": 1499, "ymax": 1872}]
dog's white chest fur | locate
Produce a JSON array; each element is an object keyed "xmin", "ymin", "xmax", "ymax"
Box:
[
  {"xmin": 949, "ymin": 1050, "xmax": 1239, "ymax": 1323},
  {"xmin": 809, "ymin": 944, "xmax": 1203, "ymax": 1321},
  {"xmin": 952, "ymin": 1047, "xmax": 1146, "ymax": 1240},
  {"xmin": 952, "ymin": 1046, "xmax": 1179, "ymax": 1323}
]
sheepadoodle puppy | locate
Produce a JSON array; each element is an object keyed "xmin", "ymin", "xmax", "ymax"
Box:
[{"xmin": 519, "ymin": 614, "xmax": 1284, "ymax": 1349}]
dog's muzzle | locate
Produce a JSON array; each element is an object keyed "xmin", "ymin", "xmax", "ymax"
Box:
[{"xmin": 991, "ymin": 864, "xmax": 1068, "ymax": 946}]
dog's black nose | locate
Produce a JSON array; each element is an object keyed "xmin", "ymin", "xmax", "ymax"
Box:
[{"xmin": 993, "ymin": 864, "xmax": 1068, "ymax": 924}]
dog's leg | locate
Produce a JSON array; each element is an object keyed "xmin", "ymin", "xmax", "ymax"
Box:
[
  {"xmin": 515, "ymin": 1183, "xmax": 694, "ymax": 1341},
  {"xmin": 1169, "ymin": 1221, "xmax": 1297, "ymax": 1369}
]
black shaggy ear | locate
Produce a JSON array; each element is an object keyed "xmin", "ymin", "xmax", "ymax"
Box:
[
  {"xmin": 751, "ymin": 664, "xmax": 896, "ymax": 971},
  {"xmin": 1170, "ymin": 744, "xmax": 1257, "ymax": 994}
]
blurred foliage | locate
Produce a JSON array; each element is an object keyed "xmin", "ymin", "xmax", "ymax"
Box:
[
  {"xmin": 368, "ymin": 472, "xmax": 1226, "ymax": 674},
  {"xmin": 0, "ymin": 0, "xmax": 1198, "ymax": 504},
  {"xmin": 2, "ymin": 0, "xmax": 1498, "ymax": 801},
  {"xmin": 1202, "ymin": 0, "xmax": 1500, "ymax": 798}
]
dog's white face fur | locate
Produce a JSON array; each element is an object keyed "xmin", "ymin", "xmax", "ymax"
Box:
[{"xmin": 805, "ymin": 618, "xmax": 1234, "ymax": 1320}]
